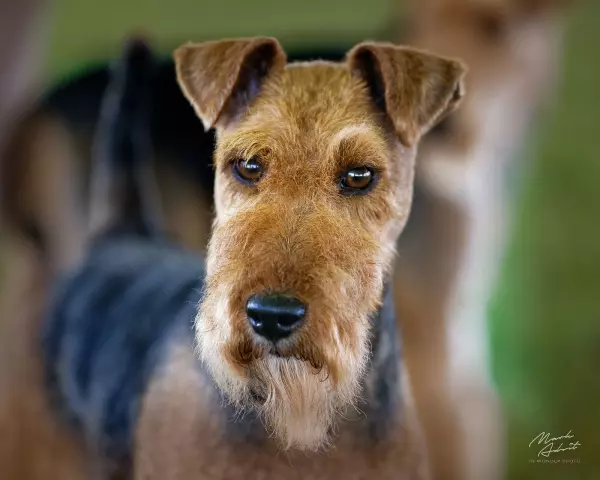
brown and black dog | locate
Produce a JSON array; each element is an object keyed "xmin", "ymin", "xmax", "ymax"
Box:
[{"xmin": 1, "ymin": 36, "xmax": 465, "ymax": 478}]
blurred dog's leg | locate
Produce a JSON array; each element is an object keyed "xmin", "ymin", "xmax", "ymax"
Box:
[
  {"xmin": 0, "ymin": 245, "xmax": 89, "ymax": 480},
  {"xmin": 394, "ymin": 184, "xmax": 471, "ymax": 480}
]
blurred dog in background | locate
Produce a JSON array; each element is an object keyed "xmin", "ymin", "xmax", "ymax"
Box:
[{"xmin": 393, "ymin": 0, "xmax": 570, "ymax": 478}]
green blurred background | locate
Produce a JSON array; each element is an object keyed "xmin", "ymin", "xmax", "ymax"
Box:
[
  {"xmin": 489, "ymin": 2, "xmax": 600, "ymax": 479},
  {"xmin": 45, "ymin": 0, "xmax": 600, "ymax": 478}
]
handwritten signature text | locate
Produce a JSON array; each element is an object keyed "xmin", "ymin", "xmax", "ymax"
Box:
[{"xmin": 529, "ymin": 431, "xmax": 581, "ymax": 458}]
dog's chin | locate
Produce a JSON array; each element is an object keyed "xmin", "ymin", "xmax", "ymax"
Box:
[
  {"xmin": 249, "ymin": 355, "xmax": 344, "ymax": 451},
  {"xmin": 201, "ymin": 343, "xmax": 362, "ymax": 451}
]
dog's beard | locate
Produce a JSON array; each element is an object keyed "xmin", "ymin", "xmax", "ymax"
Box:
[
  {"xmin": 251, "ymin": 356, "xmax": 343, "ymax": 450},
  {"xmin": 196, "ymin": 310, "xmax": 369, "ymax": 451}
]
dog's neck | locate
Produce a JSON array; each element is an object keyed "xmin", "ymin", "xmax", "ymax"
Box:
[{"xmin": 356, "ymin": 283, "xmax": 402, "ymax": 440}]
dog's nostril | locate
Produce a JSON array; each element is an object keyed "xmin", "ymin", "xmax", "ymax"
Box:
[{"xmin": 246, "ymin": 293, "xmax": 306, "ymax": 342}]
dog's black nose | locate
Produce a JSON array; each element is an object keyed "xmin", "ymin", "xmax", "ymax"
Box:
[{"xmin": 246, "ymin": 293, "xmax": 306, "ymax": 342}]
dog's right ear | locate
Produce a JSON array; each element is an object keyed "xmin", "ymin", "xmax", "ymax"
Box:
[{"xmin": 174, "ymin": 37, "xmax": 286, "ymax": 130}]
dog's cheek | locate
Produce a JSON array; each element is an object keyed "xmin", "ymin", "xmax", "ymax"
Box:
[{"xmin": 329, "ymin": 324, "xmax": 370, "ymax": 390}]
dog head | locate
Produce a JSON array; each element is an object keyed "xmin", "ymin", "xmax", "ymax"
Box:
[
  {"xmin": 175, "ymin": 37, "xmax": 465, "ymax": 450},
  {"xmin": 404, "ymin": 0, "xmax": 569, "ymax": 198}
]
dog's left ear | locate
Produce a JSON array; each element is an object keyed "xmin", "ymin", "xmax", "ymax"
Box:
[{"xmin": 348, "ymin": 43, "xmax": 467, "ymax": 147}]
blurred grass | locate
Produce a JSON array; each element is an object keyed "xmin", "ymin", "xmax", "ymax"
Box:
[
  {"xmin": 490, "ymin": 2, "xmax": 600, "ymax": 478},
  {"xmin": 46, "ymin": 0, "xmax": 599, "ymax": 478}
]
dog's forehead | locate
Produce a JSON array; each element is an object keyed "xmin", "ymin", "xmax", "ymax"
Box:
[
  {"xmin": 276, "ymin": 61, "xmax": 372, "ymax": 114},
  {"xmin": 256, "ymin": 63, "xmax": 377, "ymax": 126},
  {"xmin": 223, "ymin": 61, "xmax": 388, "ymax": 160}
]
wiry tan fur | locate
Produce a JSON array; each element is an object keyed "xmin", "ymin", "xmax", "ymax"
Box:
[{"xmin": 175, "ymin": 37, "xmax": 465, "ymax": 453}]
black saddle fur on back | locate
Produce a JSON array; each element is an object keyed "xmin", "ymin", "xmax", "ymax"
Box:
[{"xmin": 43, "ymin": 238, "xmax": 204, "ymax": 464}]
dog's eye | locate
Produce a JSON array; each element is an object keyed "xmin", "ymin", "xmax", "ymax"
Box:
[
  {"xmin": 232, "ymin": 157, "xmax": 264, "ymax": 185},
  {"xmin": 340, "ymin": 167, "xmax": 377, "ymax": 195}
]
